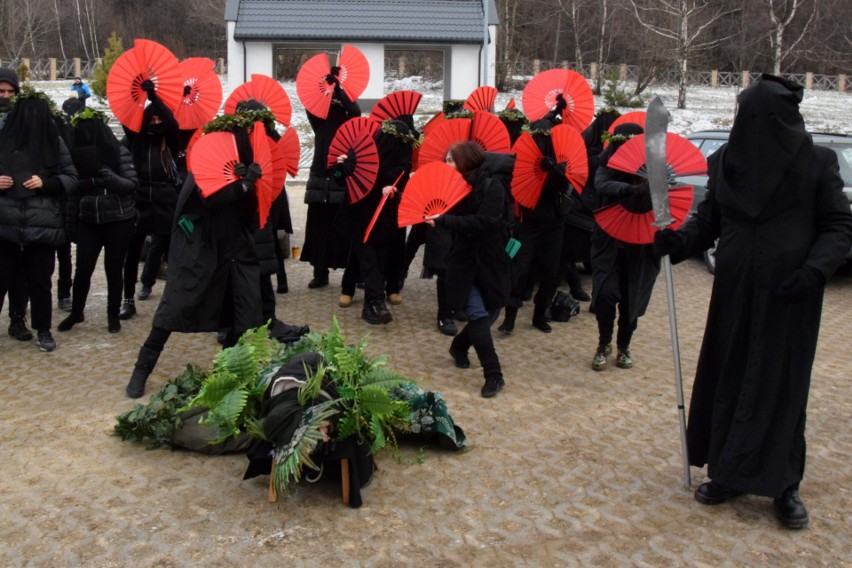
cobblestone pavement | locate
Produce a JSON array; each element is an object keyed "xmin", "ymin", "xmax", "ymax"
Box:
[{"xmin": 1, "ymin": 187, "xmax": 850, "ymax": 567}]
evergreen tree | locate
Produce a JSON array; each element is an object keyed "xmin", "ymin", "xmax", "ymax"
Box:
[{"xmin": 91, "ymin": 32, "xmax": 124, "ymax": 99}]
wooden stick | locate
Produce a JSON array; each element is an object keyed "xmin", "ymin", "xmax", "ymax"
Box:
[{"xmin": 340, "ymin": 458, "xmax": 350, "ymax": 505}]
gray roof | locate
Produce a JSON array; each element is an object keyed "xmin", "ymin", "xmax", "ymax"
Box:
[{"xmin": 229, "ymin": 0, "xmax": 495, "ymax": 43}]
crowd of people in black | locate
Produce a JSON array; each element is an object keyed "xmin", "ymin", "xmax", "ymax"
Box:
[{"xmin": 1, "ymin": 66, "xmax": 850, "ymax": 530}]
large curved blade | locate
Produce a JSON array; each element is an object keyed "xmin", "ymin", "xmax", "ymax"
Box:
[{"xmin": 645, "ymin": 97, "xmax": 672, "ymax": 227}]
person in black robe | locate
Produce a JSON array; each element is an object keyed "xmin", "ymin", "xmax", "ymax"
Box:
[
  {"xmin": 426, "ymin": 142, "xmax": 514, "ymax": 398},
  {"xmin": 125, "ymin": 120, "xmax": 264, "ymax": 398},
  {"xmin": 654, "ymin": 74, "xmax": 852, "ymax": 529},
  {"xmin": 300, "ymin": 68, "xmax": 360, "ymax": 289},
  {"xmin": 590, "ymin": 122, "xmax": 659, "ymax": 371}
]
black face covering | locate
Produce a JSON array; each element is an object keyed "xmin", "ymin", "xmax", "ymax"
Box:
[
  {"xmin": 0, "ymin": 98, "xmax": 12, "ymax": 114},
  {"xmin": 145, "ymin": 122, "xmax": 167, "ymax": 139}
]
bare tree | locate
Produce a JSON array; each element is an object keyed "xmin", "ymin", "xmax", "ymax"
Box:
[
  {"xmin": 767, "ymin": 0, "xmax": 816, "ymax": 73},
  {"xmin": 628, "ymin": 0, "xmax": 740, "ymax": 108},
  {"xmin": 52, "ymin": 0, "xmax": 67, "ymax": 60}
]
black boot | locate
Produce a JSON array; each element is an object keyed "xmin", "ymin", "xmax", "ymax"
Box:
[
  {"xmin": 118, "ymin": 298, "xmax": 136, "ymax": 320},
  {"xmin": 468, "ymin": 317, "xmax": 504, "ymax": 398},
  {"xmin": 498, "ymin": 305, "xmax": 517, "ymax": 334},
  {"xmin": 362, "ymin": 300, "xmax": 392, "ymax": 325},
  {"xmin": 565, "ymin": 264, "xmax": 591, "ymax": 302},
  {"xmin": 8, "ymin": 313, "xmax": 34, "ymax": 341},
  {"xmin": 774, "ymin": 485, "xmax": 809, "ymax": 529},
  {"xmin": 125, "ymin": 345, "xmax": 162, "ymax": 398},
  {"xmin": 449, "ymin": 325, "xmax": 471, "ymax": 368},
  {"xmin": 532, "ymin": 304, "xmax": 552, "ymax": 333},
  {"xmin": 57, "ymin": 312, "xmax": 85, "ymax": 332}
]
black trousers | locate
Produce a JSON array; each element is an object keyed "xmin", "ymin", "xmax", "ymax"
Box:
[
  {"xmin": 71, "ymin": 219, "xmax": 135, "ymax": 318},
  {"xmin": 342, "ymin": 241, "xmax": 388, "ymax": 304},
  {"xmin": 0, "ymin": 246, "xmax": 28, "ymax": 316},
  {"xmin": 56, "ymin": 241, "xmax": 73, "ymax": 300},
  {"xmin": 123, "ymin": 229, "xmax": 147, "ymax": 299},
  {"xmin": 141, "ymin": 233, "xmax": 169, "ymax": 288},
  {"xmin": 509, "ymin": 220, "xmax": 564, "ymax": 309},
  {"xmin": 0, "ymin": 241, "xmax": 55, "ymax": 331}
]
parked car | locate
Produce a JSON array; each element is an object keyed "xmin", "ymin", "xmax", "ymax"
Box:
[{"xmin": 676, "ymin": 130, "xmax": 852, "ymax": 274}]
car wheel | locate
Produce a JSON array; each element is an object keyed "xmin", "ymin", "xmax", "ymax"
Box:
[{"xmin": 703, "ymin": 239, "xmax": 719, "ymax": 274}]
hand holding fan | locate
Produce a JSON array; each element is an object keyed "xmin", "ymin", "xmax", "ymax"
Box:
[
  {"xmin": 594, "ymin": 185, "xmax": 694, "ymax": 244},
  {"xmin": 364, "ymin": 171, "xmax": 406, "ymax": 243},
  {"xmin": 607, "ymin": 132, "xmax": 707, "ymax": 179},
  {"xmin": 521, "ymin": 68, "xmax": 594, "ymax": 131},
  {"xmin": 326, "ymin": 119, "xmax": 380, "ymax": 203},
  {"xmin": 188, "ymin": 131, "xmax": 240, "ymax": 197},
  {"xmin": 175, "ymin": 57, "xmax": 223, "ymax": 131},
  {"xmin": 398, "ymin": 162, "xmax": 471, "ymax": 227}
]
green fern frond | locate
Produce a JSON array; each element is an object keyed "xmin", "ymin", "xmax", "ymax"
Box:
[
  {"xmin": 271, "ymin": 402, "xmax": 338, "ymax": 498},
  {"xmin": 369, "ymin": 414, "xmax": 387, "ymax": 453},
  {"xmin": 203, "ymin": 388, "xmax": 249, "ymax": 441},
  {"xmin": 186, "ymin": 370, "xmax": 239, "ymax": 410},
  {"xmin": 244, "ymin": 417, "xmax": 267, "ymax": 440},
  {"xmin": 361, "ymin": 368, "xmax": 409, "ymax": 391}
]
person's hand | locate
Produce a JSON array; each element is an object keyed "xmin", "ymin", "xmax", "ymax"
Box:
[
  {"xmin": 233, "ymin": 162, "xmax": 248, "ymax": 178},
  {"xmin": 619, "ymin": 182, "xmax": 649, "ymax": 198},
  {"xmin": 653, "ymin": 228, "xmax": 685, "ymax": 258},
  {"xmin": 244, "ymin": 162, "xmax": 262, "ymax": 183},
  {"xmin": 140, "ymin": 79, "xmax": 157, "ymax": 102},
  {"xmin": 335, "ymin": 154, "xmax": 347, "ymax": 165},
  {"xmin": 325, "ymin": 73, "xmax": 340, "ymax": 86},
  {"xmin": 554, "ymin": 93, "xmax": 568, "ymax": 113},
  {"xmin": 382, "ymin": 185, "xmax": 397, "ymax": 198},
  {"xmin": 23, "ymin": 175, "xmax": 43, "ymax": 190},
  {"xmin": 541, "ymin": 156, "xmax": 557, "ymax": 171},
  {"xmin": 779, "ymin": 266, "xmax": 824, "ymax": 303},
  {"xmin": 0, "ymin": 175, "xmax": 13, "ymax": 190},
  {"xmin": 424, "ymin": 214, "xmax": 440, "ymax": 227}
]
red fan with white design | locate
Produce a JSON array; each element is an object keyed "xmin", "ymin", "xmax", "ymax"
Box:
[
  {"xmin": 417, "ymin": 111, "xmax": 511, "ymax": 168},
  {"xmin": 188, "ymin": 131, "xmax": 241, "ymax": 197},
  {"xmin": 175, "ymin": 57, "xmax": 222, "ymax": 131},
  {"xmin": 398, "ymin": 162, "xmax": 471, "ymax": 227},
  {"xmin": 326, "ymin": 119, "xmax": 380, "ymax": 203},
  {"xmin": 107, "ymin": 39, "xmax": 183, "ymax": 132},
  {"xmin": 225, "ymin": 74, "xmax": 292, "ymax": 127},
  {"xmin": 607, "ymin": 132, "xmax": 708, "ymax": 179},
  {"xmin": 521, "ymin": 68, "xmax": 594, "ymax": 131},
  {"xmin": 511, "ymin": 124, "xmax": 588, "ymax": 209},
  {"xmin": 594, "ymin": 185, "xmax": 694, "ymax": 245},
  {"xmin": 296, "ymin": 45, "xmax": 370, "ymax": 119},
  {"xmin": 250, "ymin": 122, "xmax": 287, "ymax": 228},
  {"xmin": 464, "ymin": 86, "xmax": 499, "ymax": 112},
  {"xmin": 277, "ymin": 128, "xmax": 301, "ymax": 178},
  {"xmin": 369, "ymin": 90, "xmax": 422, "ymax": 124}
]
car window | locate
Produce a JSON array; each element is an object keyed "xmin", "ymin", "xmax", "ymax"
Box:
[
  {"xmin": 700, "ymin": 139, "xmax": 726, "ymax": 158},
  {"xmin": 829, "ymin": 144, "xmax": 852, "ymax": 186}
]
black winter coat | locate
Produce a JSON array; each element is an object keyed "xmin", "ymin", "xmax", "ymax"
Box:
[
  {"xmin": 673, "ymin": 144, "xmax": 852, "ymax": 498},
  {"xmin": 152, "ymin": 175, "xmax": 262, "ymax": 334},
  {"xmin": 437, "ymin": 153, "xmax": 515, "ymax": 313},
  {"xmin": 0, "ymin": 137, "xmax": 77, "ymax": 248},
  {"xmin": 68, "ymin": 145, "xmax": 137, "ymax": 229},
  {"xmin": 304, "ymin": 88, "xmax": 361, "ymax": 205}
]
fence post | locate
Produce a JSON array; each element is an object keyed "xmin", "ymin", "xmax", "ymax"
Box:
[
  {"xmin": 217, "ymin": 58, "xmax": 225, "ymax": 74},
  {"xmin": 711, "ymin": 70, "xmax": 718, "ymax": 88},
  {"xmin": 590, "ymin": 62, "xmax": 597, "ymax": 83},
  {"xmin": 533, "ymin": 59, "xmax": 541, "ymax": 75},
  {"xmin": 398, "ymin": 56, "xmax": 406, "ymax": 76},
  {"xmin": 73, "ymin": 57, "xmax": 81, "ymax": 78},
  {"xmin": 619, "ymin": 64, "xmax": 627, "ymax": 82},
  {"xmin": 805, "ymin": 72, "xmax": 813, "ymax": 90},
  {"xmin": 561, "ymin": 60, "xmax": 569, "ymax": 70},
  {"xmin": 742, "ymin": 70, "xmax": 750, "ymax": 88},
  {"xmin": 49, "ymin": 58, "xmax": 57, "ymax": 81},
  {"xmin": 839, "ymin": 74, "xmax": 846, "ymax": 93}
]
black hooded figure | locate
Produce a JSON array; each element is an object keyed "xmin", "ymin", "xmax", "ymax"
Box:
[
  {"xmin": 300, "ymin": 69, "xmax": 361, "ymax": 289},
  {"xmin": 590, "ymin": 122, "xmax": 659, "ymax": 372},
  {"xmin": 125, "ymin": 121, "xmax": 264, "ymax": 399},
  {"xmin": 498, "ymin": 117, "xmax": 574, "ymax": 335},
  {"xmin": 0, "ymin": 95, "xmax": 78, "ymax": 352},
  {"xmin": 339, "ymin": 118, "xmax": 415, "ymax": 323},
  {"xmin": 119, "ymin": 84, "xmax": 183, "ymax": 319},
  {"xmin": 653, "ymin": 75, "xmax": 852, "ymax": 529}
]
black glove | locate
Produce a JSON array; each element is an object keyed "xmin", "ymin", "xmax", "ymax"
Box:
[
  {"xmin": 233, "ymin": 162, "xmax": 248, "ymax": 178},
  {"xmin": 779, "ymin": 266, "xmax": 824, "ymax": 303},
  {"xmin": 541, "ymin": 156, "xmax": 557, "ymax": 171},
  {"xmin": 97, "ymin": 167, "xmax": 115, "ymax": 188},
  {"xmin": 653, "ymin": 228, "xmax": 686, "ymax": 258},
  {"xmin": 554, "ymin": 94, "xmax": 567, "ymax": 113},
  {"xmin": 140, "ymin": 79, "xmax": 157, "ymax": 102},
  {"xmin": 619, "ymin": 183, "xmax": 649, "ymax": 198},
  {"xmin": 325, "ymin": 73, "xmax": 340, "ymax": 86},
  {"xmin": 183, "ymin": 85, "xmax": 192, "ymax": 97}
]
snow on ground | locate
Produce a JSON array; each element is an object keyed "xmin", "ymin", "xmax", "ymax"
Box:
[{"xmin": 31, "ymin": 76, "xmax": 852, "ymax": 181}]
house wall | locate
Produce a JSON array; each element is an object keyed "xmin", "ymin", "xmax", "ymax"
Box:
[
  {"xmin": 226, "ymin": 28, "xmax": 274, "ymax": 88},
  {"xmin": 445, "ymin": 44, "xmax": 482, "ymax": 100}
]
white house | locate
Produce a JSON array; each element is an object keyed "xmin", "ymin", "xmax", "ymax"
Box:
[{"xmin": 224, "ymin": 0, "xmax": 498, "ymax": 104}]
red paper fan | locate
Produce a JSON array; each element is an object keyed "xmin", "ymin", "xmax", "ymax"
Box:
[
  {"xmin": 277, "ymin": 128, "xmax": 301, "ymax": 177},
  {"xmin": 364, "ymin": 171, "xmax": 405, "ymax": 243},
  {"xmin": 608, "ymin": 111, "xmax": 647, "ymax": 135},
  {"xmin": 225, "ymin": 74, "xmax": 292, "ymax": 127},
  {"xmin": 521, "ymin": 68, "xmax": 594, "ymax": 131},
  {"xmin": 184, "ymin": 128, "xmax": 203, "ymax": 163},
  {"xmin": 470, "ymin": 111, "xmax": 511, "ymax": 153},
  {"xmin": 346, "ymin": 116, "xmax": 381, "ymax": 139},
  {"xmin": 188, "ymin": 131, "xmax": 240, "ymax": 197},
  {"xmin": 175, "ymin": 57, "xmax": 223, "ymax": 131},
  {"xmin": 421, "ymin": 112, "xmax": 446, "ymax": 137},
  {"xmin": 337, "ymin": 45, "xmax": 370, "ymax": 103},
  {"xmin": 106, "ymin": 39, "xmax": 183, "ymax": 132},
  {"xmin": 511, "ymin": 132, "xmax": 548, "ymax": 209},
  {"xmin": 296, "ymin": 53, "xmax": 334, "ymax": 119},
  {"xmin": 369, "ymin": 90, "xmax": 423, "ymax": 124},
  {"xmin": 326, "ymin": 120, "xmax": 380, "ymax": 203},
  {"xmin": 417, "ymin": 118, "xmax": 471, "ymax": 167},
  {"xmin": 607, "ymin": 133, "xmax": 708, "ymax": 178},
  {"xmin": 250, "ymin": 122, "xmax": 286, "ymax": 228},
  {"xmin": 593, "ymin": 185, "xmax": 694, "ymax": 244},
  {"xmin": 464, "ymin": 86, "xmax": 499, "ymax": 112},
  {"xmin": 505, "ymin": 98, "xmax": 517, "ymax": 110},
  {"xmin": 398, "ymin": 162, "xmax": 472, "ymax": 227},
  {"xmin": 550, "ymin": 124, "xmax": 589, "ymax": 193}
]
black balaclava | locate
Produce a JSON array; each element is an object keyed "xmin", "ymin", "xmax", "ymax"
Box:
[
  {"xmin": 598, "ymin": 123, "xmax": 644, "ymax": 168},
  {"xmin": 582, "ymin": 109, "xmax": 620, "ymax": 154},
  {"xmin": 530, "ymin": 118, "xmax": 555, "ymax": 156},
  {"xmin": 73, "ymin": 117, "xmax": 121, "ymax": 174},
  {"xmin": 721, "ymin": 74, "xmax": 812, "ymax": 218}
]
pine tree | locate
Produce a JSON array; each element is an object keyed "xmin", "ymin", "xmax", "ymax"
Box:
[{"xmin": 91, "ymin": 32, "xmax": 124, "ymax": 99}]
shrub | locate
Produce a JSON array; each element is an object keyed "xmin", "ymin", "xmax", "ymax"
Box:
[{"xmin": 91, "ymin": 32, "xmax": 124, "ymax": 99}]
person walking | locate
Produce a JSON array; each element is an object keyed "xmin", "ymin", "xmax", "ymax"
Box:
[
  {"xmin": 653, "ymin": 74, "xmax": 852, "ymax": 529},
  {"xmin": 70, "ymin": 76, "xmax": 92, "ymax": 106}
]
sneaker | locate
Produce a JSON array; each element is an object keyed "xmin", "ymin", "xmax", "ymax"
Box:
[
  {"xmin": 36, "ymin": 330, "xmax": 56, "ymax": 352},
  {"xmin": 591, "ymin": 344, "xmax": 612, "ymax": 371},
  {"xmin": 137, "ymin": 285, "xmax": 153, "ymax": 300},
  {"xmin": 118, "ymin": 299, "xmax": 136, "ymax": 320},
  {"xmin": 308, "ymin": 276, "xmax": 329, "ymax": 289},
  {"xmin": 339, "ymin": 294, "xmax": 353, "ymax": 308},
  {"xmin": 437, "ymin": 317, "xmax": 457, "ymax": 336},
  {"xmin": 387, "ymin": 293, "xmax": 402, "ymax": 305},
  {"xmin": 58, "ymin": 297, "xmax": 73, "ymax": 311},
  {"xmin": 481, "ymin": 376, "xmax": 505, "ymax": 398},
  {"xmin": 8, "ymin": 315, "xmax": 34, "ymax": 341},
  {"xmin": 616, "ymin": 347, "xmax": 634, "ymax": 369},
  {"xmin": 570, "ymin": 288, "xmax": 592, "ymax": 302}
]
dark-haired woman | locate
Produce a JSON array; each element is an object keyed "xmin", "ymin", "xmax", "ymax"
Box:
[
  {"xmin": 0, "ymin": 94, "xmax": 77, "ymax": 351},
  {"xmin": 426, "ymin": 141, "xmax": 514, "ymax": 398},
  {"xmin": 58, "ymin": 111, "xmax": 137, "ymax": 333}
]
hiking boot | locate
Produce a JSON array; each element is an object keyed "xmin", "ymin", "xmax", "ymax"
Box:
[
  {"xmin": 362, "ymin": 301, "xmax": 392, "ymax": 325},
  {"xmin": 8, "ymin": 314, "xmax": 33, "ymax": 341},
  {"xmin": 480, "ymin": 376, "xmax": 505, "ymax": 398},
  {"xmin": 339, "ymin": 294, "xmax": 353, "ymax": 308},
  {"xmin": 387, "ymin": 293, "xmax": 402, "ymax": 305},
  {"xmin": 58, "ymin": 297, "xmax": 73, "ymax": 311},
  {"xmin": 118, "ymin": 299, "xmax": 136, "ymax": 320},
  {"xmin": 36, "ymin": 330, "xmax": 56, "ymax": 352},
  {"xmin": 616, "ymin": 347, "xmax": 634, "ymax": 369},
  {"xmin": 437, "ymin": 317, "xmax": 457, "ymax": 336},
  {"xmin": 591, "ymin": 344, "xmax": 612, "ymax": 371},
  {"xmin": 774, "ymin": 486, "xmax": 809, "ymax": 530},
  {"xmin": 137, "ymin": 285, "xmax": 153, "ymax": 300}
]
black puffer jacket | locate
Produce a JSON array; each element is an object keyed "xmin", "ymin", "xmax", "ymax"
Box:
[
  {"xmin": 0, "ymin": 137, "xmax": 77, "ymax": 247},
  {"xmin": 70, "ymin": 145, "xmax": 138, "ymax": 226}
]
